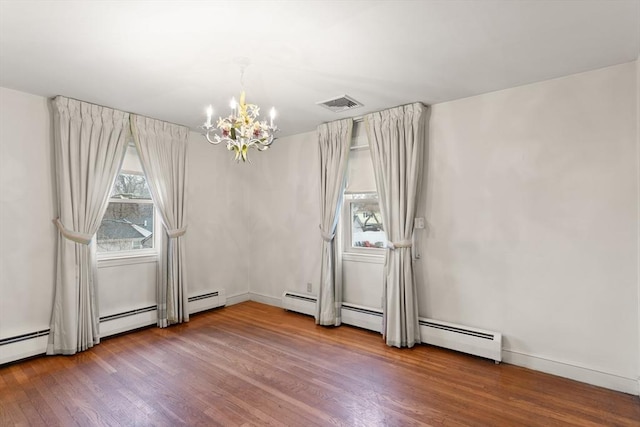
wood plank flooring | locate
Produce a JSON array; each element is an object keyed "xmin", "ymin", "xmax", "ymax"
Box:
[{"xmin": 1, "ymin": 301, "xmax": 638, "ymax": 426}]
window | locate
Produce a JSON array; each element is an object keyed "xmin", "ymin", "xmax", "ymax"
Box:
[
  {"xmin": 97, "ymin": 144, "xmax": 156, "ymax": 256},
  {"xmin": 345, "ymin": 193, "xmax": 385, "ymax": 251},
  {"xmin": 341, "ymin": 122, "xmax": 385, "ymax": 256}
]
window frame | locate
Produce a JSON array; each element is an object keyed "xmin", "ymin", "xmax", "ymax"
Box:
[
  {"xmin": 338, "ymin": 122, "xmax": 386, "ymax": 264},
  {"xmin": 96, "ymin": 168, "xmax": 160, "ymax": 262},
  {"xmin": 341, "ymin": 192, "xmax": 386, "ymax": 258}
]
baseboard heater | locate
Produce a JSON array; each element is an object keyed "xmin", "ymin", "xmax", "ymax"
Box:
[
  {"xmin": 0, "ymin": 329, "xmax": 50, "ymax": 365},
  {"xmin": 281, "ymin": 290, "xmax": 502, "ymax": 363},
  {"xmin": 281, "ymin": 291, "xmax": 316, "ymax": 316},
  {"xmin": 341, "ymin": 303, "xmax": 383, "ymax": 333},
  {"xmin": 1, "ymin": 289, "xmax": 227, "ymax": 365},
  {"xmin": 188, "ymin": 290, "xmax": 226, "ymax": 314},
  {"xmin": 99, "ymin": 305, "xmax": 156, "ymax": 323},
  {"xmin": 419, "ymin": 318, "xmax": 502, "ymax": 363}
]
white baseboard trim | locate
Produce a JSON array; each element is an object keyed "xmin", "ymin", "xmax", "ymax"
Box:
[
  {"xmin": 341, "ymin": 303, "xmax": 382, "ymax": 333},
  {"xmin": 226, "ymin": 292, "xmax": 281, "ymax": 308},
  {"xmin": 226, "ymin": 292, "xmax": 250, "ymax": 306},
  {"xmin": 101, "ymin": 309, "xmax": 157, "ymax": 338},
  {"xmin": 248, "ymin": 292, "xmax": 282, "ymax": 308},
  {"xmin": 0, "ymin": 334, "xmax": 48, "ymax": 365},
  {"xmin": 503, "ymin": 349, "xmax": 639, "ymax": 396},
  {"xmin": 188, "ymin": 289, "xmax": 226, "ymax": 314}
]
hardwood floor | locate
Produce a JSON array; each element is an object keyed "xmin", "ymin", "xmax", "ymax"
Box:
[{"xmin": 1, "ymin": 301, "xmax": 638, "ymax": 426}]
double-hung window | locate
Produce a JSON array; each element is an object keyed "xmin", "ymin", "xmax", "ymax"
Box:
[
  {"xmin": 97, "ymin": 143, "xmax": 157, "ymax": 257},
  {"xmin": 341, "ymin": 122, "xmax": 385, "ymax": 257}
]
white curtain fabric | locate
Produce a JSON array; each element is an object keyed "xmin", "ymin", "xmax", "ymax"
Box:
[
  {"xmin": 48, "ymin": 97, "xmax": 130, "ymax": 355},
  {"xmin": 365, "ymin": 103, "xmax": 427, "ymax": 348},
  {"xmin": 316, "ymin": 119, "xmax": 353, "ymax": 326},
  {"xmin": 131, "ymin": 115, "xmax": 189, "ymax": 328}
]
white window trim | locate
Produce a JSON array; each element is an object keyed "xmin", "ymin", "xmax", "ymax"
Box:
[{"xmin": 97, "ymin": 254, "xmax": 158, "ymax": 268}]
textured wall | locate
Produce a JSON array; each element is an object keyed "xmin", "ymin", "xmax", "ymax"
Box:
[
  {"xmin": 186, "ymin": 131, "xmax": 251, "ymax": 299},
  {"xmin": 246, "ymin": 131, "xmax": 321, "ymax": 301},
  {"xmin": 417, "ymin": 62, "xmax": 638, "ymax": 383}
]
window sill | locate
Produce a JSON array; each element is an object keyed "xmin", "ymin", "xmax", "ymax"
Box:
[
  {"xmin": 343, "ymin": 252, "xmax": 385, "ymax": 264},
  {"xmin": 97, "ymin": 253, "xmax": 158, "ymax": 268}
]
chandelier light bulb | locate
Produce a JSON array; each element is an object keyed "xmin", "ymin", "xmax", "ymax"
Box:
[
  {"xmin": 205, "ymin": 105, "xmax": 213, "ymax": 127},
  {"xmin": 230, "ymin": 98, "xmax": 237, "ymax": 115}
]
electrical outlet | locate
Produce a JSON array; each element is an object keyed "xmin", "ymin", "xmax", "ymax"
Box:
[
  {"xmin": 414, "ymin": 217, "xmax": 425, "ymax": 229},
  {"xmin": 306, "ymin": 282, "xmax": 312, "ymax": 293}
]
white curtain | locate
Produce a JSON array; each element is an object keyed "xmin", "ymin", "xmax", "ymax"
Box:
[
  {"xmin": 365, "ymin": 103, "xmax": 427, "ymax": 348},
  {"xmin": 316, "ymin": 118, "xmax": 353, "ymax": 326},
  {"xmin": 131, "ymin": 115, "xmax": 189, "ymax": 327},
  {"xmin": 48, "ymin": 97, "xmax": 130, "ymax": 355}
]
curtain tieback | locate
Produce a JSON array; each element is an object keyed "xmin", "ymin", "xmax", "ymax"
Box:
[
  {"xmin": 52, "ymin": 218, "xmax": 93, "ymax": 245},
  {"xmin": 387, "ymin": 240, "xmax": 412, "ymax": 250},
  {"xmin": 319, "ymin": 225, "xmax": 335, "ymax": 242},
  {"xmin": 167, "ymin": 226, "xmax": 187, "ymax": 238}
]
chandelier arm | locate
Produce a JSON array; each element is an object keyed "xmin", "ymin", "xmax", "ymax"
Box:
[
  {"xmin": 204, "ymin": 131, "xmax": 222, "ymax": 145},
  {"xmin": 257, "ymin": 135, "xmax": 275, "ymax": 146}
]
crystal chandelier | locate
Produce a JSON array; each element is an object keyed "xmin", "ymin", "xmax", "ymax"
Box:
[{"xmin": 201, "ymin": 90, "xmax": 278, "ymax": 163}]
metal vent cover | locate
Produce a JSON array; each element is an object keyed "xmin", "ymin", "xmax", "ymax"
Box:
[{"xmin": 317, "ymin": 94, "xmax": 363, "ymax": 112}]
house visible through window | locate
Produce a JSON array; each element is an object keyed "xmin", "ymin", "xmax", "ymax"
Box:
[{"xmin": 97, "ymin": 144, "xmax": 156, "ymax": 254}]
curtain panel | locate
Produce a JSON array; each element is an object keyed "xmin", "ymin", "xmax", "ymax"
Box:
[
  {"xmin": 48, "ymin": 96, "xmax": 130, "ymax": 355},
  {"xmin": 365, "ymin": 102, "xmax": 427, "ymax": 348},
  {"xmin": 316, "ymin": 118, "xmax": 353, "ymax": 326},
  {"xmin": 131, "ymin": 115, "xmax": 189, "ymax": 327}
]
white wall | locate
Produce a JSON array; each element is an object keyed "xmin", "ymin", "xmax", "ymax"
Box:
[
  {"xmin": 342, "ymin": 256, "xmax": 383, "ymax": 308},
  {"xmin": 97, "ymin": 258, "xmax": 157, "ymax": 316},
  {"xmin": 246, "ymin": 131, "xmax": 321, "ymax": 304},
  {"xmin": 186, "ymin": 131, "xmax": 250, "ymax": 300},
  {"xmin": 419, "ymin": 61, "xmax": 638, "ymax": 392},
  {"xmin": 636, "ymin": 57, "xmax": 640, "ymax": 389},
  {"xmin": 0, "ymin": 88, "xmax": 55, "ymax": 338}
]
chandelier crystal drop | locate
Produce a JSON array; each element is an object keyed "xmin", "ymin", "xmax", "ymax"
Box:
[{"xmin": 201, "ymin": 91, "xmax": 278, "ymax": 162}]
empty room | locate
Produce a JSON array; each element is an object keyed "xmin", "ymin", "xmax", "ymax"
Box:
[{"xmin": 1, "ymin": 1, "xmax": 639, "ymax": 425}]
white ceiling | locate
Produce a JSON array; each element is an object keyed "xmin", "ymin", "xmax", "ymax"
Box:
[{"xmin": 1, "ymin": 1, "xmax": 638, "ymax": 137}]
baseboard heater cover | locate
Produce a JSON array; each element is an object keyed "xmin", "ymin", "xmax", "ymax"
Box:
[
  {"xmin": 100, "ymin": 305, "xmax": 156, "ymax": 322},
  {"xmin": 188, "ymin": 290, "xmax": 227, "ymax": 314},
  {"xmin": 341, "ymin": 303, "xmax": 383, "ymax": 333},
  {"xmin": 281, "ymin": 291, "xmax": 316, "ymax": 316},
  {"xmin": 188, "ymin": 291, "xmax": 219, "ymax": 302},
  {"xmin": 281, "ymin": 290, "xmax": 502, "ymax": 362},
  {"xmin": 0, "ymin": 329, "xmax": 50, "ymax": 346},
  {"xmin": 419, "ymin": 318, "xmax": 502, "ymax": 363}
]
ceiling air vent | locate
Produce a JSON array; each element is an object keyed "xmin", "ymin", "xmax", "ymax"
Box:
[{"xmin": 317, "ymin": 95, "xmax": 363, "ymax": 113}]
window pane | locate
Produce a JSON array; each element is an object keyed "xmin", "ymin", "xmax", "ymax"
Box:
[
  {"xmin": 351, "ymin": 200, "xmax": 385, "ymax": 249},
  {"xmin": 110, "ymin": 173, "xmax": 151, "ymax": 199},
  {"xmin": 346, "ymin": 148, "xmax": 377, "ymax": 193},
  {"xmin": 97, "ymin": 202, "xmax": 154, "ymax": 253},
  {"xmin": 346, "ymin": 123, "xmax": 376, "ymax": 193},
  {"xmin": 120, "ymin": 144, "xmax": 144, "ymax": 174}
]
